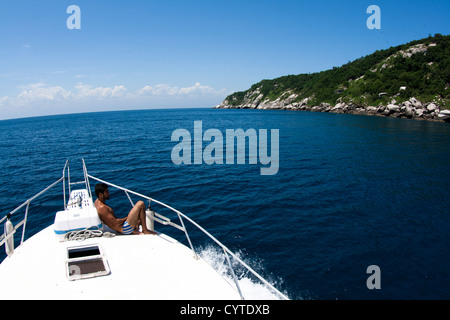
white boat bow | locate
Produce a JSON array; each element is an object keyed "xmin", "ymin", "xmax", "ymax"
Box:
[{"xmin": 0, "ymin": 160, "xmax": 288, "ymax": 300}]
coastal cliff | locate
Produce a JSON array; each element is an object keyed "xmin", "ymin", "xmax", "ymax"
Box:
[{"xmin": 215, "ymin": 34, "xmax": 450, "ymax": 122}]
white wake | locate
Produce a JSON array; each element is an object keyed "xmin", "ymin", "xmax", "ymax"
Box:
[{"xmin": 197, "ymin": 245, "xmax": 289, "ymax": 300}]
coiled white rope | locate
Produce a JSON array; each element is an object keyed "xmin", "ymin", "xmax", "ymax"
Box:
[{"xmin": 64, "ymin": 226, "xmax": 115, "ymax": 242}]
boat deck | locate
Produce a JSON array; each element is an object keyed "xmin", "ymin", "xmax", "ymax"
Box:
[{"xmin": 0, "ymin": 225, "xmax": 240, "ymax": 300}]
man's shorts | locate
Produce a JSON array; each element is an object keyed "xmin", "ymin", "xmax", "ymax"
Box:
[{"xmin": 122, "ymin": 221, "xmax": 134, "ymax": 235}]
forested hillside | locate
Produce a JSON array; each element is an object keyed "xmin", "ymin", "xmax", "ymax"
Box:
[{"xmin": 215, "ymin": 34, "xmax": 450, "ymax": 121}]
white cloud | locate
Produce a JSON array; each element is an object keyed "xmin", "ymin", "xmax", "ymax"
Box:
[
  {"xmin": 137, "ymin": 82, "xmax": 226, "ymax": 97},
  {"xmin": 74, "ymin": 83, "xmax": 127, "ymax": 99},
  {"xmin": 0, "ymin": 96, "xmax": 8, "ymax": 107},
  {"xmin": 15, "ymin": 83, "xmax": 72, "ymax": 106},
  {"xmin": 0, "ymin": 81, "xmax": 228, "ymax": 119},
  {"xmin": 2, "ymin": 82, "xmax": 127, "ymax": 106},
  {"xmin": 138, "ymin": 84, "xmax": 180, "ymax": 96},
  {"xmin": 179, "ymin": 82, "xmax": 218, "ymax": 95}
]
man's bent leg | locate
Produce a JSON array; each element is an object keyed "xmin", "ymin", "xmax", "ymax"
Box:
[{"xmin": 127, "ymin": 201, "xmax": 156, "ymax": 235}]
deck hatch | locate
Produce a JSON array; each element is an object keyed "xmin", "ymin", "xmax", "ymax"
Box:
[
  {"xmin": 66, "ymin": 244, "xmax": 110, "ymax": 280},
  {"xmin": 68, "ymin": 245, "xmax": 101, "ymax": 258}
]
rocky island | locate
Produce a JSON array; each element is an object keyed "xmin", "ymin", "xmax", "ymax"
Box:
[{"xmin": 215, "ymin": 34, "xmax": 450, "ymax": 122}]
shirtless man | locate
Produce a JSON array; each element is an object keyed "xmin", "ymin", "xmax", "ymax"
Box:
[{"xmin": 94, "ymin": 183, "xmax": 156, "ymax": 235}]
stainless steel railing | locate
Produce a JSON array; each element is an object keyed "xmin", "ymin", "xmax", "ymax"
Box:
[
  {"xmin": 0, "ymin": 177, "xmax": 63, "ymax": 253},
  {"xmin": 83, "ymin": 162, "xmax": 288, "ymax": 300}
]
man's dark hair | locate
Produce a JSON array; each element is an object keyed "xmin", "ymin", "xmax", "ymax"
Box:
[{"xmin": 95, "ymin": 183, "xmax": 109, "ymax": 197}]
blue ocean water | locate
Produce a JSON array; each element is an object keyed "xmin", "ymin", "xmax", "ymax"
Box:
[{"xmin": 0, "ymin": 108, "xmax": 449, "ymax": 299}]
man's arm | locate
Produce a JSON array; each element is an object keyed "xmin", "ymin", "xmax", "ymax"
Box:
[{"xmin": 96, "ymin": 205, "xmax": 126, "ymax": 233}]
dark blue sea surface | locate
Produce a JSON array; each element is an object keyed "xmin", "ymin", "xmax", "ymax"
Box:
[{"xmin": 0, "ymin": 108, "xmax": 449, "ymax": 299}]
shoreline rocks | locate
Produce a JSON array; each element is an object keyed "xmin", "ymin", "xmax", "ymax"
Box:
[{"xmin": 214, "ymin": 97, "xmax": 450, "ymax": 123}]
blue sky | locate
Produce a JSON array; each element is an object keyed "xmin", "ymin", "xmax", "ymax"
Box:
[{"xmin": 0, "ymin": 0, "xmax": 449, "ymax": 120}]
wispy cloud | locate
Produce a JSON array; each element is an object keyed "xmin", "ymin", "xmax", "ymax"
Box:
[
  {"xmin": 3, "ymin": 82, "xmax": 226, "ymax": 105},
  {"xmin": 0, "ymin": 82, "xmax": 228, "ymax": 119},
  {"xmin": 15, "ymin": 82, "xmax": 71, "ymax": 105},
  {"xmin": 137, "ymin": 82, "xmax": 225, "ymax": 97},
  {"xmin": 74, "ymin": 83, "xmax": 127, "ymax": 99}
]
